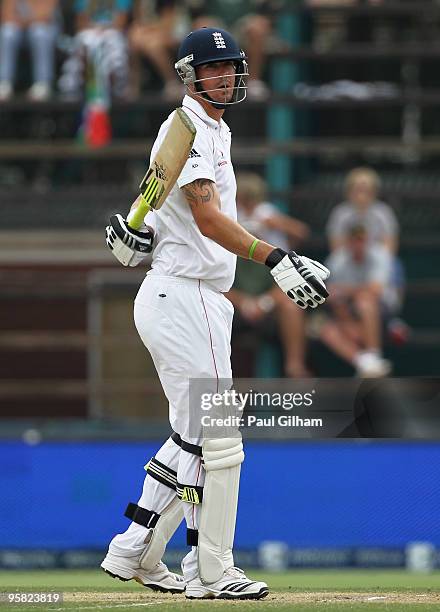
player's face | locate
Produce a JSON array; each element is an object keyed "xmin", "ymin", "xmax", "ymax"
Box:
[{"xmin": 197, "ymin": 61, "xmax": 237, "ymax": 103}]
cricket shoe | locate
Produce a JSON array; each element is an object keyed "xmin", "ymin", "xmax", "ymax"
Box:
[
  {"xmin": 186, "ymin": 566, "xmax": 269, "ymax": 600},
  {"xmin": 101, "ymin": 552, "xmax": 185, "ymax": 594}
]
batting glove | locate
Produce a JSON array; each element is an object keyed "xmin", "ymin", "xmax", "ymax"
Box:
[
  {"xmin": 105, "ymin": 213, "xmax": 154, "ymax": 267},
  {"xmin": 266, "ymin": 248, "xmax": 330, "ymax": 309}
]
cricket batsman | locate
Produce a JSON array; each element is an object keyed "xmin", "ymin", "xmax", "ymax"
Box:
[{"xmin": 103, "ymin": 26, "xmax": 330, "ymax": 599}]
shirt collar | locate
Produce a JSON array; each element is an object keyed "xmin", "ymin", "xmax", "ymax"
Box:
[{"xmin": 182, "ymin": 94, "xmax": 221, "ymax": 129}]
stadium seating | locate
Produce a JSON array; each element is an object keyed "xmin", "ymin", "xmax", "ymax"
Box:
[{"xmin": 1, "ymin": 1, "xmax": 439, "ymax": 418}]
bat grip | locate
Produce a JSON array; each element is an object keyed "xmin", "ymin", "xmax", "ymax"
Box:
[{"xmin": 127, "ymin": 196, "xmax": 150, "ymax": 230}]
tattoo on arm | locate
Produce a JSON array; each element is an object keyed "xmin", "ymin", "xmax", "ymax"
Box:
[{"xmin": 181, "ymin": 179, "xmax": 218, "ymax": 210}]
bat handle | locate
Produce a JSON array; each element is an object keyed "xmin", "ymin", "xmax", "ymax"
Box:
[{"xmin": 127, "ymin": 195, "xmax": 150, "ymax": 229}]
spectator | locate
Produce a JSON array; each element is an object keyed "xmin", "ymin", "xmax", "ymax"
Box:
[
  {"xmin": 226, "ymin": 172, "xmax": 312, "ymax": 378},
  {"xmin": 236, "ymin": 172, "xmax": 309, "ymax": 246},
  {"xmin": 326, "ymin": 166, "xmax": 398, "ymax": 253},
  {"xmin": 0, "ymin": 0, "xmax": 59, "ymax": 101},
  {"xmin": 327, "ymin": 166, "xmax": 406, "ymax": 338},
  {"xmin": 189, "ymin": 0, "xmax": 286, "ymax": 100},
  {"xmin": 129, "ymin": 0, "xmax": 186, "ymax": 100},
  {"xmin": 58, "ymin": 0, "xmax": 132, "ymax": 100},
  {"xmin": 320, "ymin": 224, "xmax": 393, "ymax": 377}
]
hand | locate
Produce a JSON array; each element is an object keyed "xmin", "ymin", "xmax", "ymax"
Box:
[
  {"xmin": 266, "ymin": 248, "xmax": 330, "ymax": 310},
  {"xmin": 105, "ymin": 213, "xmax": 154, "ymax": 267}
]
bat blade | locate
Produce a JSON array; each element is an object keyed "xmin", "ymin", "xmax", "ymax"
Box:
[{"xmin": 128, "ymin": 108, "xmax": 196, "ymax": 229}]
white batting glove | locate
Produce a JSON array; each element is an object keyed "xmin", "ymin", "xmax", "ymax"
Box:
[
  {"xmin": 105, "ymin": 213, "xmax": 154, "ymax": 267},
  {"xmin": 266, "ymin": 248, "xmax": 330, "ymax": 309}
]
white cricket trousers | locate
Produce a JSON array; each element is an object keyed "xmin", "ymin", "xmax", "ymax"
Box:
[{"xmin": 108, "ymin": 274, "xmax": 234, "ymax": 581}]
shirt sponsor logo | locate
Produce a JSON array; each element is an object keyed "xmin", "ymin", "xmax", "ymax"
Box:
[
  {"xmin": 218, "ymin": 160, "xmax": 228, "ymax": 166},
  {"xmin": 189, "ymin": 148, "xmax": 201, "ymax": 158}
]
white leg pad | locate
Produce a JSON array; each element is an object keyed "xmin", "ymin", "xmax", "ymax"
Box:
[
  {"xmin": 139, "ymin": 496, "xmax": 184, "ymax": 571},
  {"xmin": 198, "ymin": 437, "xmax": 244, "ymax": 585}
]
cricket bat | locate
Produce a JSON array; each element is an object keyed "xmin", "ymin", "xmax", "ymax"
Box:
[{"xmin": 128, "ymin": 108, "xmax": 197, "ymax": 229}]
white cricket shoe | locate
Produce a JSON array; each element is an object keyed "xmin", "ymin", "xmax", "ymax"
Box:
[
  {"xmin": 101, "ymin": 552, "xmax": 185, "ymax": 594},
  {"xmin": 186, "ymin": 566, "xmax": 269, "ymax": 600}
]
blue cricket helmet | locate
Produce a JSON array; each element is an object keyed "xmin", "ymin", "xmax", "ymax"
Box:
[{"xmin": 175, "ymin": 27, "xmax": 248, "ymax": 106}]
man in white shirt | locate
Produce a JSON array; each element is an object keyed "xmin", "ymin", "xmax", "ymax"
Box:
[{"xmin": 103, "ymin": 26, "xmax": 329, "ymax": 600}]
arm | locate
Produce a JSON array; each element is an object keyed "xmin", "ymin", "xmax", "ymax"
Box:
[
  {"xmin": 181, "ymin": 178, "xmax": 330, "ymax": 309},
  {"xmin": 326, "ymin": 204, "xmax": 345, "ymax": 251},
  {"xmin": 181, "ymin": 179, "xmax": 274, "ymax": 263},
  {"xmin": 381, "ymin": 203, "xmax": 399, "ymax": 253},
  {"xmin": 383, "ymin": 234, "xmax": 398, "ymax": 253},
  {"xmin": 262, "ymin": 212, "xmax": 310, "ymax": 242}
]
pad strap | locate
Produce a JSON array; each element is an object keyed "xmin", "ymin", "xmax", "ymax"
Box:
[
  {"xmin": 171, "ymin": 431, "xmax": 203, "ymax": 457},
  {"xmin": 125, "ymin": 502, "xmax": 160, "ymax": 529},
  {"xmin": 176, "ymin": 483, "xmax": 204, "ymax": 504},
  {"xmin": 145, "ymin": 457, "xmax": 177, "ymax": 491},
  {"xmin": 187, "ymin": 528, "xmax": 199, "ymax": 546}
]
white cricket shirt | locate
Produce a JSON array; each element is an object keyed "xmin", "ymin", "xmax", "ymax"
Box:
[{"xmin": 145, "ymin": 95, "xmax": 237, "ymax": 293}]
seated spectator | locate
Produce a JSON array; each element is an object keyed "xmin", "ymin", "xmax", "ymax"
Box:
[
  {"xmin": 189, "ymin": 0, "xmax": 286, "ymax": 100},
  {"xmin": 58, "ymin": 0, "xmax": 132, "ymax": 100},
  {"xmin": 226, "ymin": 172, "xmax": 312, "ymax": 378},
  {"xmin": 320, "ymin": 224, "xmax": 393, "ymax": 377},
  {"xmin": 327, "ymin": 166, "xmax": 406, "ymax": 338},
  {"xmin": 327, "ymin": 166, "xmax": 398, "ymax": 253},
  {"xmin": 129, "ymin": 0, "xmax": 185, "ymax": 100},
  {"xmin": 0, "ymin": 0, "xmax": 59, "ymax": 101}
]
